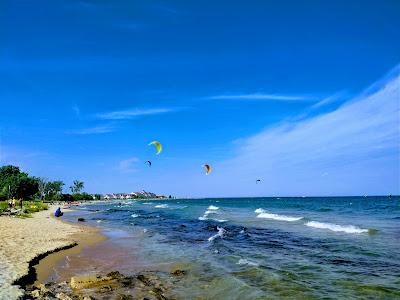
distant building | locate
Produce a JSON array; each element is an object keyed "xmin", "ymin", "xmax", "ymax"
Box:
[{"xmin": 102, "ymin": 190, "xmax": 159, "ymax": 200}]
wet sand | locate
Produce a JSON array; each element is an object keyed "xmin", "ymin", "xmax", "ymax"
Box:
[{"xmin": 34, "ymin": 226, "xmax": 106, "ymax": 284}]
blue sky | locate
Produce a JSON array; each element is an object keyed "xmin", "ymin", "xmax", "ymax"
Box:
[{"xmin": 1, "ymin": 0, "xmax": 399, "ymax": 197}]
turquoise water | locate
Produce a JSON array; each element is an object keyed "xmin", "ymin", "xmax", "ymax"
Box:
[{"xmin": 65, "ymin": 197, "xmax": 400, "ymax": 299}]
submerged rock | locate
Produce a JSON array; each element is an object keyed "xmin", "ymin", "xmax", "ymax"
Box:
[
  {"xmin": 24, "ymin": 270, "xmax": 175, "ymax": 300},
  {"xmin": 170, "ymin": 269, "xmax": 187, "ymax": 277},
  {"xmin": 114, "ymin": 294, "xmax": 134, "ymax": 300},
  {"xmin": 136, "ymin": 274, "xmax": 152, "ymax": 286},
  {"xmin": 55, "ymin": 292, "xmax": 72, "ymax": 300},
  {"xmin": 70, "ymin": 274, "xmax": 115, "ymax": 289}
]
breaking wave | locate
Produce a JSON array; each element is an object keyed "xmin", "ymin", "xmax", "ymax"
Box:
[
  {"xmin": 208, "ymin": 227, "xmax": 226, "ymax": 242},
  {"xmin": 255, "ymin": 208, "xmax": 303, "ymax": 222},
  {"xmin": 305, "ymin": 221, "xmax": 369, "ymax": 234},
  {"xmin": 155, "ymin": 204, "xmax": 169, "ymax": 208}
]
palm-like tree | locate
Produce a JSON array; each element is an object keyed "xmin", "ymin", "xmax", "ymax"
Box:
[{"xmin": 70, "ymin": 180, "xmax": 84, "ymax": 194}]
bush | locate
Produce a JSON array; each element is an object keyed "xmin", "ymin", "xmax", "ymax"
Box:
[
  {"xmin": 60, "ymin": 194, "xmax": 74, "ymax": 202},
  {"xmin": 0, "ymin": 201, "xmax": 8, "ymax": 212},
  {"xmin": 0, "ymin": 193, "xmax": 7, "ymax": 201},
  {"xmin": 23, "ymin": 201, "xmax": 48, "ymax": 213}
]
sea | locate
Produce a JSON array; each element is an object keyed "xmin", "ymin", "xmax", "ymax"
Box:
[{"xmin": 56, "ymin": 196, "xmax": 400, "ymax": 299}]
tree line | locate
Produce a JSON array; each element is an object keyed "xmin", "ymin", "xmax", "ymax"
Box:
[{"xmin": 0, "ymin": 165, "xmax": 100, "ymax": 201}]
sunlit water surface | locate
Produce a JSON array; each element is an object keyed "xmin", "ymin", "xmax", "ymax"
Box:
[{"xmin": 55, "ymin": 197, "xmax": 400, "ymax": 299}]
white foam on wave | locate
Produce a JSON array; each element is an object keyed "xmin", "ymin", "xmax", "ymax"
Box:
[
  {"xmin": 214, "ymin": 219, "xmax": 228, "ymax": 223},
  {"xmin": 305, "ymin": 221, "xmax": 368, "ymax": 234},
  {"xmin": 255, "ymin": 208, "xmax": 303, "ymax": 222},
  {"xmin": 199, "ymin": 206, "xmax": 228, "ymax": 222},
  {"xmin": 155, "ymin": 204, "xmax": 169, "ymax": 208},
  {"xmin": 131, "ymin": 214, "xmax": 139, "ymax": 218},
  {"xmin": 237, "ymin": 258, "xmax": 259, "ymax": 266},
  {"xmin": 208, "ymin": 227, "xmax": 226, "ymax": 242}
]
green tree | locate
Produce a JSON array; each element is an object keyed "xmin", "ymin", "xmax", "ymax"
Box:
[
  {"xmin": 0, "ymin": 165, "xmax": 22, "ymax": 198},
  {"xmin": 35, "ymin": 177, "xmax": 48, "ymax": 198},
  {"xmin": 44, "ymin": 180, "xmax": 65, "ymax": 200},
  {"xmin": 70, "ymin": 180, "xmax": 84, "ymax": 194},
  {"xmin": 0, "ymin": 166, "xmax": 39, "ymax": 208}
]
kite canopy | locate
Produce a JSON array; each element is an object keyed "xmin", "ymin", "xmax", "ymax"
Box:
[
  {"xmin": 145, "ymin": 160, "xmax": 152, "ymax": 167},
  {"xmin": 203, "ymin": 164, "xmax": 211, "ymax": 175},
  {"xmin": 149, "ymin": 141, "xmax": 162, "ymax": 155},
  {"xmin": 256, "ymin": 179, "xmax": 261, "ymax": 184}
]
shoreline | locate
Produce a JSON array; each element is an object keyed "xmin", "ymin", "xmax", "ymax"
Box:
[
  {"xmin": 0, "ymin": 206, "xmax": 105, "ymax": 299},
  {"xmin": 34, "ymin": 214, "xmax": 107, "ymax": 285}
]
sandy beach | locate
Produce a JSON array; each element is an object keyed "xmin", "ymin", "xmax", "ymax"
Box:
[{"xmin": 0, "ymin": 206, "xmax": 102, "ymax": 300}]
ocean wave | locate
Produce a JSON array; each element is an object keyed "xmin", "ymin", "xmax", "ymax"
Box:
[
  {"xmin": 213, "ymin": 219, "xmax": 228, "ymax": 223},
  {"xmin": 255, "ymin": 208, "xmax": 303, "ymax": 222},
  {"xmin": 208, "ymin": 227, "xmax": 226, "ymax": 242},
  {"xmin": 177, "ymin": 206, "xmax": 188, "ymax": 209},
  {"xmin": 305, "ymin": 221, "xmax": 368, "ymax": 234},
  {"xmin": 155, "ymin": 204, "xmax": 169, "ymax": 208},
  {"xmin": 200, "ymin": 206, "xmax": 222, "ymax": 221},
  {"xmin": 131, "ymin": 214, "xmax": 139, "ymax": 218},
  {"xmin": 237, "ymin": 258, "xmax": 259, "ymax": 266}
]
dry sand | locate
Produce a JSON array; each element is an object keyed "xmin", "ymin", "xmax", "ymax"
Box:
[{"xmin": 0, "ymin": 206, "xmax": 103, "ymax": 299}]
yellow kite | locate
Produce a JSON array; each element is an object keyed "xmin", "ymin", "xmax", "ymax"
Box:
[{"xmin": 149, "ymin": 141, "xmax": 162, "ymax": 155}]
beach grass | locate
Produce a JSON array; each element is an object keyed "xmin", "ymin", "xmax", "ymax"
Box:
[{"xmin": 0, "ymin": 200, "xmax": 48, "ymax": 216}]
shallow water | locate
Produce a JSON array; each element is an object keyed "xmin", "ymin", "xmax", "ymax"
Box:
[{"xmin": 57, "ymin": 197, "xmax": 400, "ymax": 299}]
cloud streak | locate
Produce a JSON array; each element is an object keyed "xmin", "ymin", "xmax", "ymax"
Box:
[
  {"xmin": 118, "ymin": 157, "xmax": 139, "ymax": 173},
  {"xmin": 208, "ymin": 93, "xmax": 313, "ymax": 101},
  {"xmin": 69, "ymin": 125, "xmax": 114, "ymax": 135},
  {"xmin": 96, "ymin": 108, "xmax": 175, "ymax": 120},
  {"xmin": 203, "ymin": 69, "xmax": 400, "ymax": 197}
]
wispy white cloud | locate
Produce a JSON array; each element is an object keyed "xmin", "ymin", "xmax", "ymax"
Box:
[
  {"xmin": 203, "ymin": 68, "xmax": 400, "ymax": 197},
  {"xmin": 96, "ymin": 108, "xmax": 175, "ymax": 120},
  {"xmin": 68, "ymin": 125, "xmax": 114, "ymax": 135},
  {"xmin": 118, "ymin": 157, "xmax": 139, "ymax": 173},
  {"xmin": 309, "ymin": 92, "xmax": 347, "ymax": 110},
  {"xmin": 208, "ymin": 93, "xmax": 313, "ymax": 101}
]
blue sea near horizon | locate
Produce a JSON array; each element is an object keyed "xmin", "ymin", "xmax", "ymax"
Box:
[{"xmin": 60, "ymin": 196, "xmax": 400, "ymax": 299}]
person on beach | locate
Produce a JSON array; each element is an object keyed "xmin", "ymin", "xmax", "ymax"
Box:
[{"xmin": 54, "ymin": 207, "xmax": 63, "ymax": 217}]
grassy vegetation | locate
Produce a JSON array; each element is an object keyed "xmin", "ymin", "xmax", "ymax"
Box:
[{"xmin": 0, "ymin": 200, "xmax": 49, "ymax": 216}]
